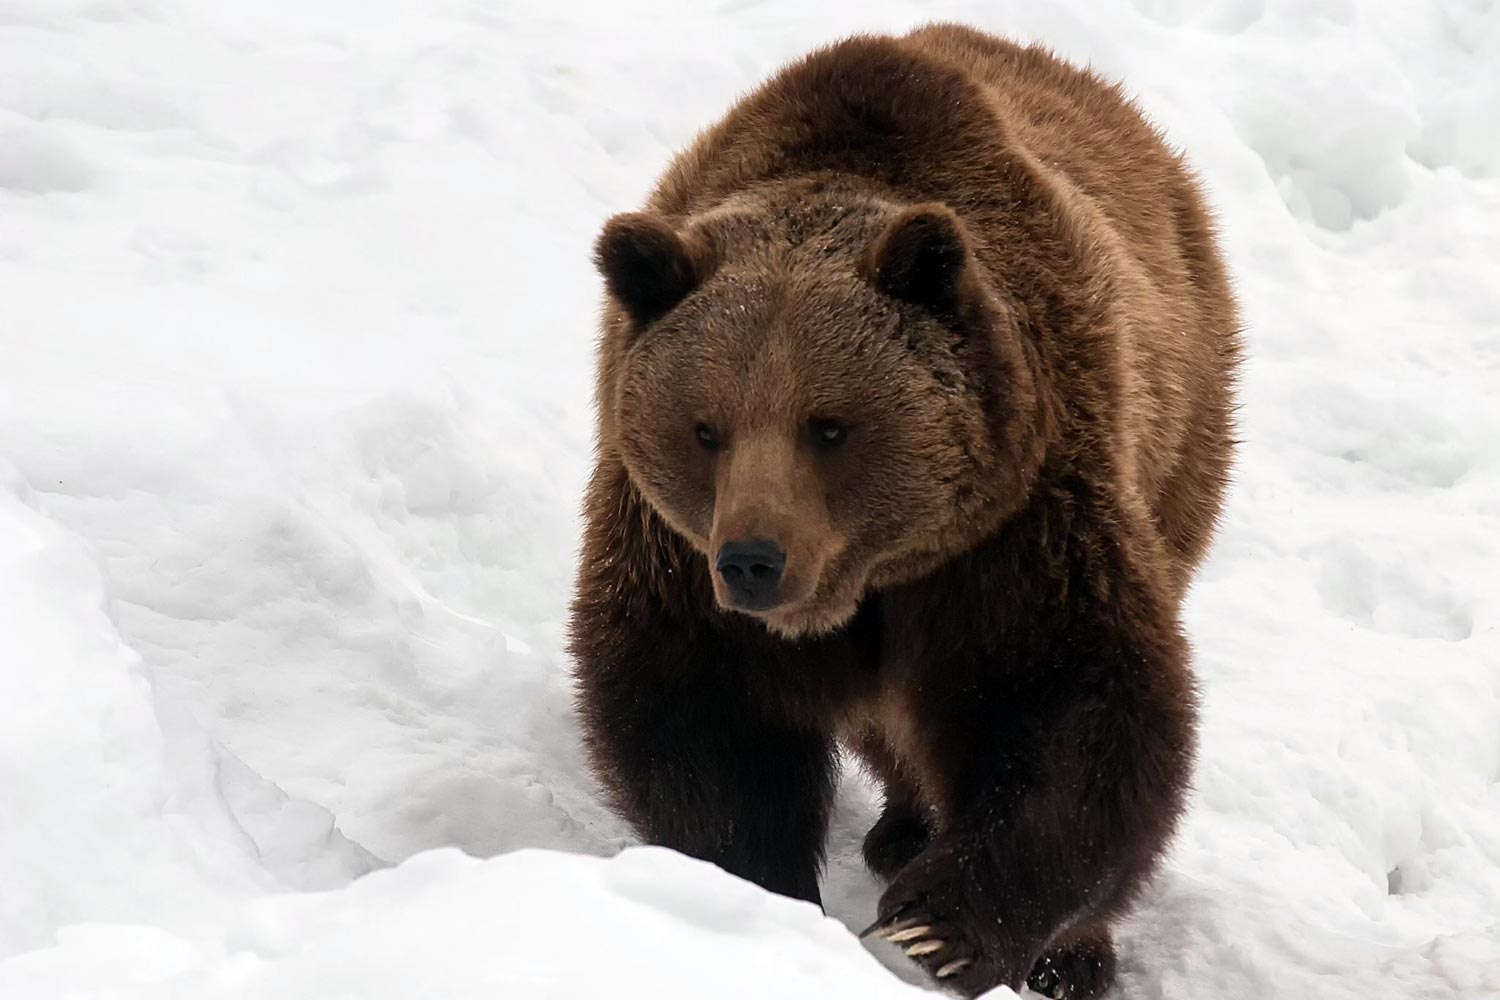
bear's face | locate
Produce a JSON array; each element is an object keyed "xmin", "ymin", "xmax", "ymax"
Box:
[{"xmin": 597, "ymin": 195, "xmax": 1035, "ymax": 637}]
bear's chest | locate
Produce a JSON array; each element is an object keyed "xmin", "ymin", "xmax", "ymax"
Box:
[{"xmin": 833, "ymin": 603, "xmax": 950, "ymax": 816}]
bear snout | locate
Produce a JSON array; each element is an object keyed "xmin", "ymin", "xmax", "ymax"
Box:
[{"xmin": 715, "ymin": 538, "xmax": 787, "ymax": 610}]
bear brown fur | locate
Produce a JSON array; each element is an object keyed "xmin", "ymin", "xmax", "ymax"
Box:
[{"xmin": 569, "ymin": 23, "xmax": 1239, "ymax": 999}]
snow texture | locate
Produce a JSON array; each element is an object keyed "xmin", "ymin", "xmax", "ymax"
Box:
[{"xmin": 1, "ymin": 1, "xmax": 1497, "ymax": 997}]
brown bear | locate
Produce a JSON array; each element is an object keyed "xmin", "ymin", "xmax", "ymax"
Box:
[{"xmin": 569, "ymin": 23, "xmax": 1239, "ymax": 999}]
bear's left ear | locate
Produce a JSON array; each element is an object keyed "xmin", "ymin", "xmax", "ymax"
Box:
[
  {"xmin": 595, "ymin": 212, "xmax": 709, "ymax": 327},
  {"xmin": 864, "ymin": 203, "xmax": 973, "ymax": 311}
]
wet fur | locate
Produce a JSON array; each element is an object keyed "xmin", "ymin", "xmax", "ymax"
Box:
[{"xmin": 571, "ymin": 24, "xmax": 1239, "ymax": 998}]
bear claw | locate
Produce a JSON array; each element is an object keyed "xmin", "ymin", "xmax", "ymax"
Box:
[
  {"xmin": 859, "ymin": 902, "xmax": 917, "ymax": 939},
  {"xmin": 905, "ymin": 939, "xmax": 946, "ymax": 957},
  {"xmin": 936, "ymin": 958, "xmax": 971, "ymax": 979},
  {"xmin": 884, "ymin": 925, "xmax": 933, "ymax": 943}
]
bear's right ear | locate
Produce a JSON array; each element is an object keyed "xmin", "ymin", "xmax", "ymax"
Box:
[
  {"xmin": 595, "ymin": 213, "xmax": 707, "ymax": 327},
  {"xmin": 865, "ymin": 204, "xmax": 973, "ymax": 312}
]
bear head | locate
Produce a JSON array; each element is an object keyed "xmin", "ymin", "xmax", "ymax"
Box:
[{"xmin": 595, "ymin": 185, "xmax": 1047, "ymax": 637}]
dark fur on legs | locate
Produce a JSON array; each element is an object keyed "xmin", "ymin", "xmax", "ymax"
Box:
[
  {"xmin": 1029, "ymin": 921, "xmax": 1118, "ymax": 1000},
  {"xmin": 858, "ymin": 494, "xmax": 1195, "ymax": 997},
  {"xmin": 854, "ymin": 729, "xmax": 934, "ymax": 881},
  {"xmin": 863, "ymin": 801, "xmax": 933, "ymax": 882}
]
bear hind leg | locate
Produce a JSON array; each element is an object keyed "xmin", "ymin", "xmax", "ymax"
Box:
[
  {"xmin": 851, "ymin": 729, "xmax": 932, "ymax": 880},
  {"xmin": 1027, "ymin": 919, "xmax": 1117, "ymax": 999},
  {"xmin": 863, "ymin": 800, "xmax": 932, "ymax": 881}
]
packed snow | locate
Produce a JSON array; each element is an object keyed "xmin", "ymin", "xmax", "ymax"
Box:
[{"xmin": 1, "ymin": 1, "xmax": 1497, "ymax": 997}]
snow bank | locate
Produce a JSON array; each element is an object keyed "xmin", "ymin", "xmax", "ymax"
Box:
[
  {"xmin": 0, "ymin": 477, "xmax": 369, "ymax": 954},
  {"xmin": 1, "ymin": 848, "xmax": 949, "ymax": 1000},
  {"xmin": 1, "ymin": 0, "xmax": 1497, "ymax": 997}
]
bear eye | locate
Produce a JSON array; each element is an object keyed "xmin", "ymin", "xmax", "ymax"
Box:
[
  {"xmin": 810, "ymin": 419, "xmax": 848, "ymax": 448},
  {"xmin": 695, "ymin": 423, "xmax": 720, "ymax": 450}
]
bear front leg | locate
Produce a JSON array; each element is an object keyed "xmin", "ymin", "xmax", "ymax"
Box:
[
  {"xmin": 865, "ymin": 587, "xmax": 1195, "ymax": 997},
  {"xmin": 574, "ymin": 611, "xmax": 836, "ymax": 904},
  {"xmin": 580, "ymin": 653, "xmax": 836, "ymax": 904}
]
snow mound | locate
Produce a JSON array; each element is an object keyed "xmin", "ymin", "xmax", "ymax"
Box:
[
  {"xmin": 0, "ymin": 478, "xmax": 370, "ymax": 956},
  {"xmin": 1, "ymin": 0, "xmax": 1498, "ymax": 998},
  {"xmin": 1, "ymin": 848, "xmax": 963, "ymax": 1000}
]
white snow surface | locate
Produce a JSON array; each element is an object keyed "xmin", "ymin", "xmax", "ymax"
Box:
[{"xmin": 2, "ymin": 1, "xmax": 1498, "ymax": 997}]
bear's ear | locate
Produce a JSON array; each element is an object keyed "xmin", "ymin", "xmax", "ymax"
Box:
[
  {"xmin": 865, "ymin": 204, "xmax": 972, "ymax": 310},
  {"xmin": 595, "ymin": 212, "xmax": 707, "ymax": 326}
]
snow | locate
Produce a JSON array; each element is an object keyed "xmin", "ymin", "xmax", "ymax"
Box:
[
  {"xmin": 2, "ymin": 848, "xmax": 934, "ymax": 1000},
  {"xmin": 0, "ymin": 1, "xmax": 1496, "ymax": 998}
]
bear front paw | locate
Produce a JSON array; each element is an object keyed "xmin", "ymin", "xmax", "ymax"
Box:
[
  {"xmin": 862, "ymin": 900, "xmax": 986, "ymax": 994},
  {"xmin": 859, "ymin": 839, "xmax": 1026, "ymax": 997}
]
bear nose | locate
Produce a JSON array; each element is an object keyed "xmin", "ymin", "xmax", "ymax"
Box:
[{"xmin": 715, "ymin": 539, "xmax": 787, "ymax": 610}]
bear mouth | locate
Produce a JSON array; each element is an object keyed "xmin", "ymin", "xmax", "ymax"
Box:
[{"xmin": 749, "ymin": 591, "xmax": 862, "ymax": 639}]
